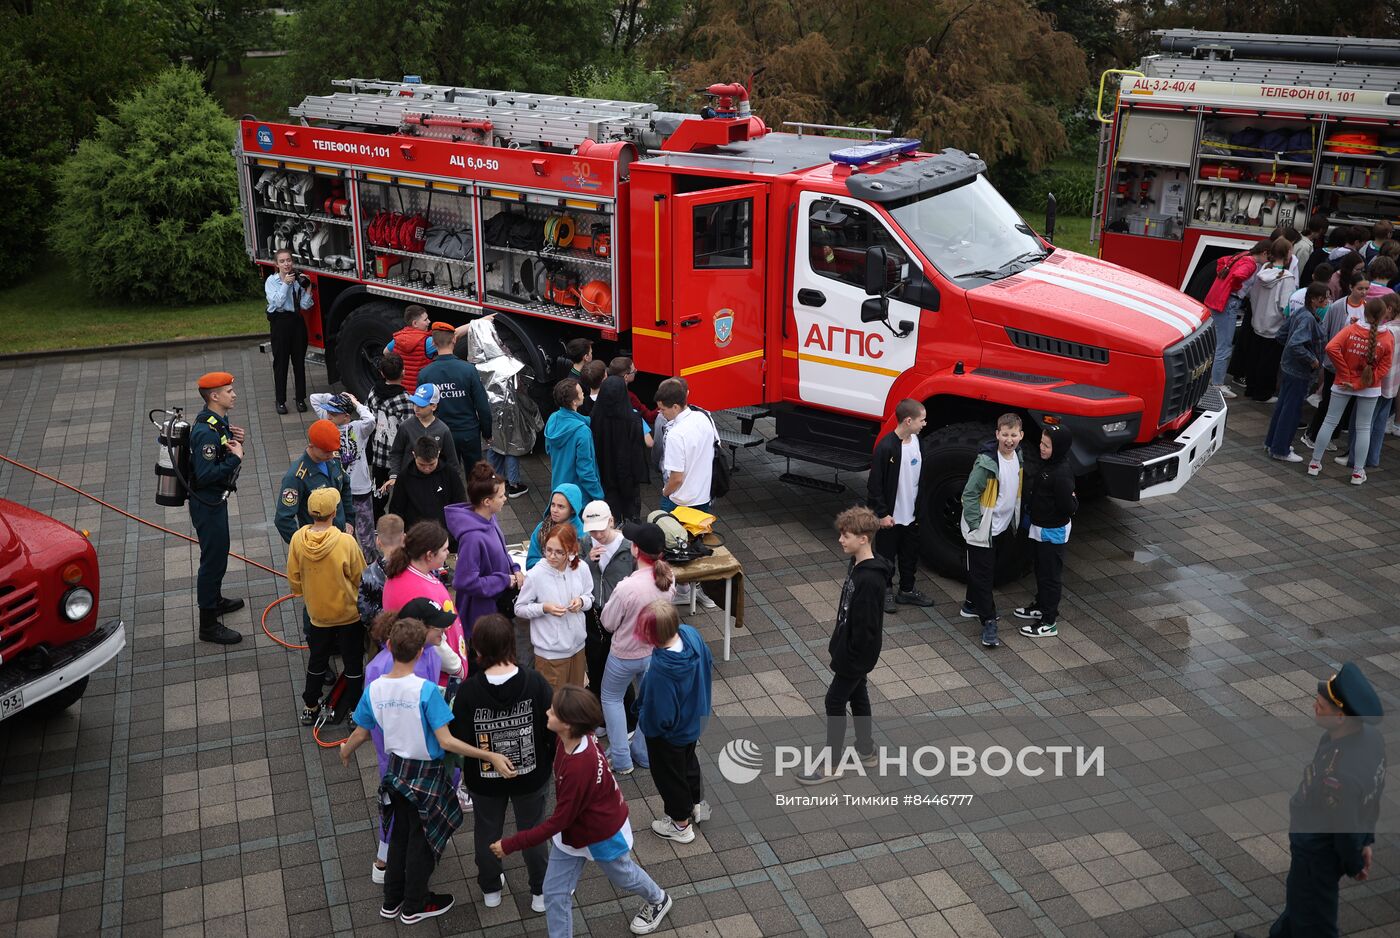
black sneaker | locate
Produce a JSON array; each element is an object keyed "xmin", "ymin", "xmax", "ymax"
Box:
[
  {"xmin": 1013, "ymin": 602, "xmax": 1042, "ymax": 620},
  {"xmin": 896, "ymin": 589, "xmax": 934, "ymax": 607},
  {"xmin": 883, "ymin": 591, "xmax": 897, "ymax": 615},
  {"xmin": 980, "ymin": 619, "xmax": 1001, "ymax": 648},
  {"xmin": 505, "ymin": 482, "xmax": 529, "ymax": 498},
  {"xmin": 795, "ymin": 768, "xmax": 836, "ymax": 786},
  {"xmin": 958, "ymin": 601, "xmax": 979, "ymax": 619},
  {"xmin": 299, "ymin": 704, "xmax": 319, "ymax": 726},
  {"xmin": 296, "ymin": 400, "xmax": 308, "ymax": 413},
  {"xmin": 380, "ymin": 901, "xmax": 402, "ymax": 919},
  {"xmin": 400, "ymin": 893, "xmax": 454, "ymax": 924},
  {"xmin": 630, "ymin": 892, "xmax": 673, "ymax": 935},
  {"xmin": 276, "ymin": 402, "xmax": 288, "ymax": 415}
]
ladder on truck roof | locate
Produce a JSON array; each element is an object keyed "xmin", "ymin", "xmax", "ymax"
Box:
[{"xmin": 289, "ymin": 78, "xmax": 665, "ymax": 153}]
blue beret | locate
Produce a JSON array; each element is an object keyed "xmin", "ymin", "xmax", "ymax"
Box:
[{"xmin": 1319, "ymin": 662, "xmax": 1384, "ymax": 724}]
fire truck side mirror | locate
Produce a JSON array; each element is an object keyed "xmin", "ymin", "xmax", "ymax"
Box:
[
  {"xmin": 861, "ymin": 296, "xmax": 889, "ymax": 323},
  {"xmin": 864, "ymin": 246, "xmax": 889, "ymax": 296}
]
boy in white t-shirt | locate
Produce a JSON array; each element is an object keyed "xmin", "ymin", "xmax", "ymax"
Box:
[
  {"xmin": 867, "ymin": 399, "xmax": 935, "ymax": 613},
  {"xmin": 341, "ymin": 618, "xmax": 516, "ymax": 924},
  {"xmin": 958, "ymin": 414, "xmax": 1024, "ymax": 648}
]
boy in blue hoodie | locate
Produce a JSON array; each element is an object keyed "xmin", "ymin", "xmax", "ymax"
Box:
[
  {"xmin": 524, "ymin": 483, "xmax": 586, "ymax": 569},
  {"xmin": 544, "ymin": 378, "xmax": 604, "ymax": 503},
  {"xmin": 1267, "ymin": 282, "xmax": 1330, "ymax": 462},
  {"xmin": 636, "ymin": 599, "xmax": 713, "ymax": 844}
]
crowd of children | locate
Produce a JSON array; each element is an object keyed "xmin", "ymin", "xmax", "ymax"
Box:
[{"xmin": 1209, "ymin": 218, "xmax": 1400, "ymax": 483}]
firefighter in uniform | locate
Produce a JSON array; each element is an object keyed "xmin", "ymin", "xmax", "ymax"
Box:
[
  {"xmin": 1237, "ymin": 662, "xmax": 1386, "ymax": 938},
  {"xmin": 275, "ymin": 419, "xmax": 355, "ymax": 543},
  {"xmin": 189, "ymin": 372, "xmax": 245, "ymax": 645}
]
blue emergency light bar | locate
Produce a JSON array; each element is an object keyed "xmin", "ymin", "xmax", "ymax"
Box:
[{"xmin": 829, "ymin": 137, "xmax": 921, "ymax": 166}]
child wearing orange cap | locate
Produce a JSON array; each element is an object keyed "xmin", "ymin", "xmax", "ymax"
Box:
[
  {"xmin": 275, "ymin": 419, "xmax": 356, "ymax": 543},
  {"xmin": 287, "ymin": 487, "xmax": 366, "ymax": 725}
]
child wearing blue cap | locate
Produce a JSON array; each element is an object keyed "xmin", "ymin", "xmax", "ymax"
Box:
[{"xmin": 383, "ymin": 383, "xmax": 463, "ymax": 495}]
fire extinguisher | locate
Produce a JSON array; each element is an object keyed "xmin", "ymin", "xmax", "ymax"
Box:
[{"xmin": 150, "ymin": 407, "xmax": 192, "ymax": 507}]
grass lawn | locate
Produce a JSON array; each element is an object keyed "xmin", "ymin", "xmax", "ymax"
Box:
[
  {"xmin": 1020, "ymin": 208, "xmax": 1095, "ymax": 257},
  {"xmin": 0, "ymin": 258, "xmax": 264, "ymax": 354}
]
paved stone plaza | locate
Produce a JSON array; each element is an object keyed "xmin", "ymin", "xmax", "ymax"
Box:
[{"xmin": 1, "ymin": 340, "xmax": 1398, "ymax": 937}]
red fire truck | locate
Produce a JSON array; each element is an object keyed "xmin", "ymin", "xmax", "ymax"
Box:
[
  {"xmin": 237, "ymin": 78, "xmax": 1225, "ymax": 579},
  {"xmin": 1095, "ymin": 29, "xmax": 1400, "ymax": 297},
  {"xmin": 0, "ymin": 498, "xmax": 125, "ymax": 720}
]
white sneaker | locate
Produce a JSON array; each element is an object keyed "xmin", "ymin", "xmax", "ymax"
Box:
[
  {"xmin": 1217, "ymin": 384, "xmax": 1238, "ymax": 399},
  {"xmin": 1263, "ymin": 396, "xmax": 1278, "ymax": 404},
  {"xmin": 531, "ymin": 893, "xmax": 546, "ymax": 914},
  {"xmin": 651, "ymin": 818, "xmax": 696, "ymax": 843},
  {"xmin": 1307, "ymin": 461, "xmax": 1322, "ymax": 476},
  {"xmin": 1270, "ymin": 450, "xmax": 1305, "ymax": 463},
  {"xmin": 372, "ymin": 862, "xmax": 386, "ymax": 884},
  {"xmin": 483, "ymin": 874, "xmax": 505, "ymax": 908},
  {"xmin": 691, "ymin": 800, "xmax": 712, "ymax": 823},
  {"xmin": 1306, "ymin": 393, "xmax": 1322, "ymax": 408},
  {"xmin": 457, "ymin": 784, "xmax": 473, "ymax": 813},
  {"xmin": 1389, "ymin": 420, "xmax": 1400, "ymax": 437},
  {"xmin": 695, "ymin": 591, "xmax": 717, "ymax": 610},
  {"xmin": 671, "ymin": 584, "xmax": 692, "ymax": 605},
  {"xmin": 1334, "ymin": 455, "xmax": 1352, "ymax": 467},
  {"xmin": 1352, "ymin": 469, "xmax": 1368, "ymax": 485}
]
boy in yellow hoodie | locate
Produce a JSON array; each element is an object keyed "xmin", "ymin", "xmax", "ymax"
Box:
[{"xmin": 288, "ymin": 487, "xmax": 367, "ymax": 725}]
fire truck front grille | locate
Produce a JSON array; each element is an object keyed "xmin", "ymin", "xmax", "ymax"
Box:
[
  {"xmin": 1161, "ymin": 320, "xmax": 1216, "ymax": 425},
  {"xmin": 1005, "ymin": 328, "xmax": 1110, "ymax": 364},
  {"xmin": 0, "ymin": 582, "xmax": 40, "ymax": 657}
]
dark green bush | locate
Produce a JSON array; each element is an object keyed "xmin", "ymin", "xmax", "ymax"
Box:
[{"xmin": 52, "ymin": 67, "xmax": 253, "ymax": 305}]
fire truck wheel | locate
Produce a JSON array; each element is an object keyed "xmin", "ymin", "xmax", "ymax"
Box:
[
  {"xmin": 25, "ymin": 676, "xmax": 89, "ymax": 718},
  {"xmin": 917, "ymin": 422, "xmax": 1032, "ymax": 586},
  {"xmin": 336, "ymin": 301, "xmax": 403, "ymax": 397}
]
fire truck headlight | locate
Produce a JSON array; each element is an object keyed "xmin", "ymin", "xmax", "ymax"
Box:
[
  {"xmin": 1102, "ymin": 420, "xmax": 1129, "ymax": 434},
  {"xmin": 62, "ymin": 588, "xmax": 94, "ymax": 622}
]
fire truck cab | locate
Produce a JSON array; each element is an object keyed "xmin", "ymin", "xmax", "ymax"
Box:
[{"xmin": 237, "ymin": 79, "xmax": 1225, "ymax": 580}]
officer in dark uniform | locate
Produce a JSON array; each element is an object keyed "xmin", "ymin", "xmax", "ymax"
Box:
[
  {"xmin": 188, "ymin": 372, "xmax": 245, "ymax": 645},
  {"xmin": 1237, "ymin": 661, "xmax": 1386, "ymax": 938},
  {"xmin": 275, "ymin": 419, "xmax": 355, "ymax": 544}
]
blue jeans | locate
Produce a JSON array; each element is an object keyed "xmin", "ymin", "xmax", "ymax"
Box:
[
  {"xmin": 1209, "ymin": 296, "xmax": 1242, "ymax": 386},
  {"xmin": 1359, "ymin": 395, "xmax": 1395, "ymax": 467},
  {"xmin": 1312, "ymin": 391, "xmax": 1379, "ymax": 470},
  {"xmin": 1265, "ymin": 372, "xmax": 1310, "ymax": 457},
  {"xmin": 659, "ymin": 495, "xmax": 710, "ymax": 513},
  {"xmin": 486, "ymin": 449, "xmax": 520, "ymax": 485},
  {"xmin": 542, "ymin": 841, "xmax": 664, "ymax": 938},
  {"xmin": 601, "ymin": 654, "xmax": 651, "ymax": 771}
]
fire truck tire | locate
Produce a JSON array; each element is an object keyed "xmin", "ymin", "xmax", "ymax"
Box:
[
  {"xmin": 917, "ymin": 422, "xmax": 1032, "ymax": 586},
  {"xmin": 25, "ymin": 676, "xmax": 89, "ymax": 717},
  {"xmin": 336, "ymin": 301, "xmax": 403, "ymax": 397}
]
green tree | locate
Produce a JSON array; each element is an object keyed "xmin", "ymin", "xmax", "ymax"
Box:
[
  {"xmin": 52, "ymin": 68, "xmax": 252, "ymax": 305},
  {"xmin": 0, "ymin": 0, "xmax": 173, "ymax": 284},
  {"xmin": 269, "ymin": 0, "xmax": 618, "ymax": 106},
  {"xmin": 657, "ymin": 0, "xmax": 1087, "ymax": 170},
  {"xmin": 166, "ymin": 0, "xmax": 278, "ymax": 87}
]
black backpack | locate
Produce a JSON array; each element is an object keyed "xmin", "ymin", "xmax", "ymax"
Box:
[{"xmin": 690, "ymin": 406, "xmax": 732, "ymax": 500}]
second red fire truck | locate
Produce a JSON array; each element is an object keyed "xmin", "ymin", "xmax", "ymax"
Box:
[{"xmin": 237, "ymin": 77, "xmax": 1224, "ymax": 580}]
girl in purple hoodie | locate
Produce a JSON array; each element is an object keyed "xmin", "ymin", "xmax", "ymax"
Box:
[{"xmin": 445, "ymin": 462, "xmax": 524, "ymax": 645}]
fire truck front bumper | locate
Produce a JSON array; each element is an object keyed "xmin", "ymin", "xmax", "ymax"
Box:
[
  {"xmin": 0, "ymin": 619, "xmax": 125, "ymax": 721},
  {"xmin": 1095, "ymin": 387, "xmax": 1228, "ymax": 501}
]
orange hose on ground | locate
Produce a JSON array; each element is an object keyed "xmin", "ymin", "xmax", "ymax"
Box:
[{"xmin": 5, "ymin": 453, "xmax": 354, "ymax": 749}]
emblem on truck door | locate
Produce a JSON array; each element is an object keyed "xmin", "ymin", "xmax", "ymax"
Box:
[{"xmin": 714, "ymin": 308, "xmax": 734, "ymax": 348}]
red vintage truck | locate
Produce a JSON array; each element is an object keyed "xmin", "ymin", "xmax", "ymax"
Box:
[
  {"xmin": 236, "ymin": 78, "xmax": 1225, "ymax": 579},
  {"xmin": 0, "ymin": 498, "xmax": 125, "ymax": 720}
]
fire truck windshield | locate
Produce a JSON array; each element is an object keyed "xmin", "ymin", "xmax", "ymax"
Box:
[{"xmin": 886, "ymin": 176, "xmax": 1046, "ymax": 283}]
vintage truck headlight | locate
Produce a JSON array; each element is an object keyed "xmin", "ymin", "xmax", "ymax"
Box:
[{"xmin": 62, "ymin": 587, "xmax": 94, "ymax": 622}]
